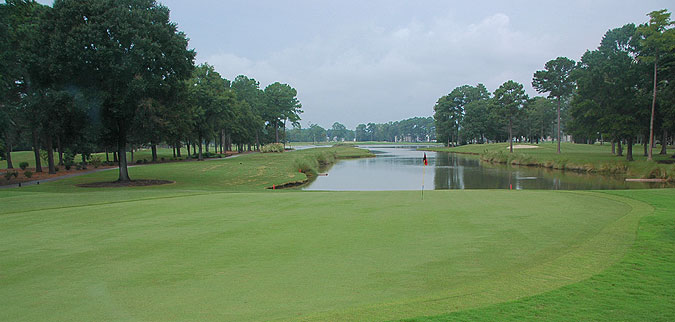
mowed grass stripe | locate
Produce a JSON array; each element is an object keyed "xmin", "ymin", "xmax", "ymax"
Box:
[
  {"xmin": 407, "ymin": 189, "xmax": 674, "ymax": 321},
  {"xmin": 0, "ymin": 190, "xmax": 641, "ymax": 321}
]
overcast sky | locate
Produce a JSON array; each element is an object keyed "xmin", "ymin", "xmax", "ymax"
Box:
[{"xmin": 36, "ymin": 1, "xmax": 671, "ymax": 129}]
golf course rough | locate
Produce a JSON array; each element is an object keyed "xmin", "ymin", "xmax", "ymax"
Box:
[{"xmin": 0, "ymin": 188, "xmax": 651, "ymax": 321}]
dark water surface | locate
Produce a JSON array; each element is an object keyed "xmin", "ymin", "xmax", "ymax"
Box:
[{"xmin": 303, "ymin": 145, "xmax": 671, "ymax": 191}]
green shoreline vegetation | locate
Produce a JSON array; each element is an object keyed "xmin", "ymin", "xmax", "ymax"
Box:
[{"xmin": 422, "ymin": 142, "xmax": 675, "ymax": 181}]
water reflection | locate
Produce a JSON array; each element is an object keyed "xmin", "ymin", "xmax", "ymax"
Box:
[{"xmin": 303, "ymin": 146, "xmax": 671, "ymax": 191}]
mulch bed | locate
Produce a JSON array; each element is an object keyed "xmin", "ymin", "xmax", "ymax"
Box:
[{"xmin": 76, "ymin": 179, "xmax": 174, "ymax": 188}]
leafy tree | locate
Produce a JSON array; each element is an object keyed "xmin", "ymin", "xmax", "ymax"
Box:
[
  {"xmin": 232, "ymin": 75, "xmax": 265, "ymax": 149},
  {"xmin": 635, "ymin": 9, "xmax": 674, "ymax": 160},
  {"xmin": 434, "ymin": 84, "xmax": 489, "ymax": 146},
  {"xmin": 328, "ymin": 122, "xmax": 348, "ymax": 141},
  {"xmin": 187, "ymin": 64, "xmax": 233, "ymax": 160},
  {"xmin": 50, "ymin": 0, "xmax": 195, "ymax": 181},
  {"xmin": 532, "ymin": 57, "xmax": 576, "ymax": 154},
  {"xmin": 493, "ymin": 81, "xmax": 529, "ymax": 153},
  {"xmin": 264, "ymin": 82, "xmax": 302, "ymax": 143},
  {"xmin": 355, "ymin": 124, "xmax": 367, "ymax": 141}
]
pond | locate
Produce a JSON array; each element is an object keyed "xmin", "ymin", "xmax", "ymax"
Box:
[{"xmin": 303, "ymin": 145, "xmax": 671, "ymax": 191}]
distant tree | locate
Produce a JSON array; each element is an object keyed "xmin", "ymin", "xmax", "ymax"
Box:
[
  {"xmin": 328, "ymin": 122, "xmax": 347, "ymax": 141},
  {"xmin": 532, "ymin": 57, "xmax": 576, "ymax": 154},
  {"xmin": 493, "ymin": 81, "xmax": 529, "ymax": 153},
  {"xmin": 355, "ymin": 124, "xmax": 367, "ymax": 141},
  {"xmin": 308, "ymin": 124, "xmax": 327, "ymax": 143},
  {"xmin": 187, "ymin": 64, "xmax": 233, "ymax": 160},
  {"xmin": 264, "ymin": 82, "xmax": 302, "ymax": 143},
  {"xmin": 434, "ymin": 84, "xmax": 489, "ymax": 146},
  {"xmin": 635, "ymin": 9, "xmax": 674, "ymax": 160}
]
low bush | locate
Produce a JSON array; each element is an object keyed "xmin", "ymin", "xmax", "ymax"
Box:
[
  {"xmin": 90, "ymin": 155, "xmax": 102, "ymax": 168},
  {"xmin": 261, "ymin": 143, "xmax": 285, "ymax": 153},
  {"xmin": 4, "ymin": 171, "xmax": 18, "ymax": 181},
  {"xmin": 24, "ymin": 171, "xmax": 33, "ymax": 178},
  {"xmin": 19, "ymin": 161, "xmax": 29, "ymax": 170}
]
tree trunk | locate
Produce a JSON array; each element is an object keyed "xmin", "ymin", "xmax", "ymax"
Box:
[
  {"xmin": 643, "ymin": 134, "xmax": 648, "ymax": 156},
  {"xmin": 105, "ymin": 148, "xmax": 109, "ymax": 162},
  {"xmin": 186, "ymin": 140, "xmax": 191, "ymax": 159},
  {"xmin": 255, "ymin": 131, "xmax": 260, "ymax": 151},
  {"xmin": 117, "ymin": 126, "xmax": 130, "ymax": 182},
  {"xmin": 32, "ymin": 129, "xmax": 42, "ymax": 172},
  {"xmin": 81, "ymin": 152, "xmax": 87, "ymax": 169},
  {"xmin": 46, "ymin": 136, "xmax": 55, "ymax": 174},
  {"xmin": 114, "ymin": 151, "xmax": 118, "ymax": 163},
  {"xmin": 275, "ymin": 119, "xmax": 279, "ymax": 143},
  {"xmin": 509, "ymin": 117, "xmax": 513, "ymax": 153},
  {"xmin": 626, "ymin": 137, "xmax": 634, "ymax": 162},
  {"xmin": 130, "ymin": 148, "xmax": 134, "ymax": 164},
  {"xmin": 205, "ymin": 139, "xmax": 209, "ymax": 153},
  {"xmin": 556, "ymin": 97, "xmax": 561, "ymax": 154},
  {"xmin": 5, "ymin": 140, "xmax": 13, "ymax": 169},
  {"xmin": 648, "ymin": 60, "xmax": 657, "ymax": 161},
  {"xmin": 660, "ymin": 130, "xmax": 668, "ymax": 155},
  {"xmin": 611, "ymin": 140, "xmax": 615, "ymax": 155},
  {"xmin": 57, "ymin": 136, "xmax": 63, "ymax": 165},
  {"xmin": 151, "ymin": 143, "xmax": 158, "ymax": 162},
  {"xmin": 617, "ymin": 140, "xmax": 623, "ymax": 156},
  {"xmin": 198, "ymin": 135, "xmax": 203, "ymax": 161},
  {"xmin": 176, "ymin": 142, "xmax": 182, "ymax": 157}
]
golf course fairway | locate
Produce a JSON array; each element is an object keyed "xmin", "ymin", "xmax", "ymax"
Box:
[{"xmin": 0, "ymin": 188, "xmax": 654, "ymax": 321}]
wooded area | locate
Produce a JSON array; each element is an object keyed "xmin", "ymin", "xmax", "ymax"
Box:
[
  {"xmin": 0, "ymin": 0, "xmax": 302, "ymax": 181},
  {"xmin": 433, "ymin": 9, "xmax": 674, "ymax": 161}
]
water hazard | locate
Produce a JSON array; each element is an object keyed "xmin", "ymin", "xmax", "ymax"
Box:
[{"xmin": 303, "ymin": 145, "xmax": 671, "ymax": 191}]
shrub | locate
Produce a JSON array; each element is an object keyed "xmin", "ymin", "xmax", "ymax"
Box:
[
  {"xmin": 4, "ymin": 171, "xmax": 17, "ymax": 181},
  {"xmin": 54, "ymin": 166, "xmax": 59, "ymax": 172},
  {"xmin": 65, "ymin": 164, "xmax": 71, "ymax": 170},
  {"xmin": 19, "ymin": 161, "xmax": 29, "ymax": 170},
  {"xmin": 647, "ymin": 167, "xmax": 667, "ymax": 179},
  {"xmin": 90, "ymin": 155, "xmax": 102, "ymax": 168},
  {"xmin": 261, "ymin": 143, "xmax": 285, "ymax": 153},
  {"xmin": 75, "ymin": 164, "xmax": 82, "ymax": 170},
  {"xmin": 24, "ymin": 171, "xmax": 33, "ymax": 178},
  {"xmin": 161, "ymin": 157, "xmax": 165, "ymax": 162}
]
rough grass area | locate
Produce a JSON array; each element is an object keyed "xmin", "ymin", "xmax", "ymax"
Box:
[
  {"xmin": 422, "ymin": 142, "xmax": 675, "ymax": 180},
  {"xmin": 0, "ymin": 190, "xmax": 648, "ymax": 321}
]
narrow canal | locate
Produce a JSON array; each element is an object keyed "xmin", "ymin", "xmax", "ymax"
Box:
[{"xmin": 304, "ymin": 145, "xmax": 670, "ymax": 191}]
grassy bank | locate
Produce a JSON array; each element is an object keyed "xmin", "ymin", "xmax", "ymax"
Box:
[
  {"xmin": 8, "ymin": 145, "xmax": 372, "ymax": 192},
  {"xmin": 423, "ymin": 142, "xmax": 675, "ymax": 180}
]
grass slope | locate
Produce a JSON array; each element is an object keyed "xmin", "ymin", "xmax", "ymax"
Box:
[
  {"xmin": 0, "ymin": 190, "xmax": 643, "ymax": 321},
  {"xmin": 423, "ymin": 142, "xmax": 675, "ymax": 179},
  {"xmin": 408, "ymin": 189, "xmax": 675, "ymax": 321}
]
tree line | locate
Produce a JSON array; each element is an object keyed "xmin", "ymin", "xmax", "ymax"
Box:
[
  {"xmin": 434, "ymin": 9, "xmax": 674, "ymax": 161},
  {"xmin": 287, "ymin": 117, "xmax": 435, "ymax": 143},
  {"xmin": 0, "ymin": 0, "xmax": 302, "ymax": 182}
]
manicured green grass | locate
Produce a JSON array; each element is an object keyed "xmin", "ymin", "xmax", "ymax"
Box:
[
  {"xmin": 423, "ymin": 142, "xmax": 675, "ymax": 179},
  {"xmin": 407, "ymin": 189, "xmax": 675, "ymax": 321},
  {"xmin": 0, "ymin": 189, "xmax": 649, "ymax": 321},
  {"xmin": 1, "ymin": 145, "xmax": 673, "ymax": 321}
]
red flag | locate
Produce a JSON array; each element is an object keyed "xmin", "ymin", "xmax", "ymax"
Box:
[{"xmin": 423, "ymin": 153, "xmax": 428, "ymax": 166}]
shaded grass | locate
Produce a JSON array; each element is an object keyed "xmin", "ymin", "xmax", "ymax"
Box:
[
  {"xmin": 406, "ymin": 189, "xmax": 675, "ymax": 321},
  {"xmin": 0, "ymin": 190, "xmax": 644, "ymax": 321},
  {"xmin": 10, "ymin": 146, "xmax": 372, "ymax": 193},
  {"xmin": 422, "ymin": 142, "xmax": 675, "ymax": 180}
]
